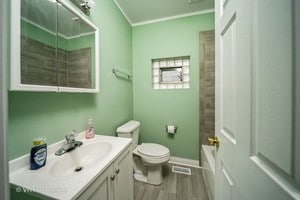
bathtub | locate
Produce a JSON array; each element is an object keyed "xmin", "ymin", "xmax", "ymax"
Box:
[{"xmin": 201, "ymin": 145, "xmax": 216, "ymax": 200}]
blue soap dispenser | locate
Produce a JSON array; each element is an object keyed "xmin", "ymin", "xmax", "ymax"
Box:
[{"xmin": 30, "ymin": 138, "xmax": 47, "ymax": 170}]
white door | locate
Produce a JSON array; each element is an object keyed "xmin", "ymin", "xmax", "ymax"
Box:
[{"xmin": 215, "ymin": 0, "xmax": 300, "ymax": 199}]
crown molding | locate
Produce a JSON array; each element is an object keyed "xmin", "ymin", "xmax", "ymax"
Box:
[
  {"xmin": 113, "ymin": 0, "xmax": 214, "ymax": 27},
  {"xmin": 132, "ymin": 9, "xmax": 215, "ymax": 27}
]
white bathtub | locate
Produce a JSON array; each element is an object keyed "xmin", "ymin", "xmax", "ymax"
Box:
[{"xmin": 201, "ymin": 145, "xmax": 215, "ymax": 200}]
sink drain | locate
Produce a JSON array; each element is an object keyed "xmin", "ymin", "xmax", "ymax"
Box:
[{"xmin": 74, "ymin": 166, "xmax": 83, "ymax": 172}]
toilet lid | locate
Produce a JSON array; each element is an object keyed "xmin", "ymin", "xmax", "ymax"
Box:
[{"xmin": 137, "ymin": 143, "xmax": 170, "ymax": 157}]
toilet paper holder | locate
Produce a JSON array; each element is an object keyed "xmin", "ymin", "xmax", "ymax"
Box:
[{"xmin": 165, "ymin": 125, "xmax": 177, "ymax": 134}]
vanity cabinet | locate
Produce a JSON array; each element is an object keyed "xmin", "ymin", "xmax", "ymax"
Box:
[{"xmin": 77, "ymin": 148, "xmax": 133, "ymax": 200}]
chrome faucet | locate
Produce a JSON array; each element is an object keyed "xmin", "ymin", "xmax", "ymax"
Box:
[{"xmin": 55, "ymin": 130, "xmax": 83, "ymax": 156}]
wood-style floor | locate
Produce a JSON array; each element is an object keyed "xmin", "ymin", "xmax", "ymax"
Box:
[{"xmin": 134, "ymin": 164, "xmax": 209, "ymax": 200}]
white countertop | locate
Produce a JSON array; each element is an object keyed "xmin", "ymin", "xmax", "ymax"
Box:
[{"xmin": 9, "ymin": 133, "xmax": 132, "ymax": 200}]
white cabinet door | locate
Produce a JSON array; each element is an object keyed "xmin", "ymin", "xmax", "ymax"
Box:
[
  {"xmin": 77, "ymin": 147, "xmax": 133, "ymax": 200},
  {"xmin": 77, "ymin": 165, "xmax": 114, "ymax": 200},
  {"xmin": 113, "ymin": 149, "xmax": 133, "ymax": 200},
  {"xmin": 215, "ymin": 0, "xmax": 300, "ymax": 199}
]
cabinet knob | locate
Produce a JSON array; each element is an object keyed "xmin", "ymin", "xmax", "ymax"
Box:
[
  {"xmin": 110, "ymin": 175, "xmax": 115, "ymax": 181},
  {"xmin": 115, "ymin": 169, "xmax": 120, "ymax": 174}
]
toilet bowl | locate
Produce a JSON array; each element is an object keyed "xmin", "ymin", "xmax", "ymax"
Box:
[
  {"xmin": 134, "ymin": 143, "xmax": 170, "ymax": 165},
  {"xmin": 116, "ymin": 120, "xmax": 170, "ymax": 185},
  {"xmin": 132, "ymin": 143, "xmax": 170, "ymax": 185}
]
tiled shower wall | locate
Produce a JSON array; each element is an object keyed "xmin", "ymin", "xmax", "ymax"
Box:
[
  {"xmin": 21, "ymin": 36, "xmax": 91, "ymax": 88},
  {"xmin": 199, "ymin": 30, "xmax": 215, "ymax": 161}
]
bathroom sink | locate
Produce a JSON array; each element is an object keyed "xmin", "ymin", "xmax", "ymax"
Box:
[
  {"xmin": 49, "ymin": 142, "xmax": 112, "ymax": 177},
  {"xmin": 10, "ymin": 134, "xmax": 132, "ymax": 200}
]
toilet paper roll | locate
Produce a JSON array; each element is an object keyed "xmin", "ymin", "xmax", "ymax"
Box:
[{"xmin": 167, "ymin": 125, "xmax": 176, "ymax": 134}]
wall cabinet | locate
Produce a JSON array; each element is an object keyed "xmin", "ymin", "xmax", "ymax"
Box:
[
  {"xmin": 77, "ymin": 148, "xmax": 133, "ymax": 200},
  {"xmin": 10, "ymin": 0, "xmax": 99, "ymax": 93}
]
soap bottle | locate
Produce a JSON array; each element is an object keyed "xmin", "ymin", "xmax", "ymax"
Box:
[
  {"xmin": 85, "ymin": 118, "xmax": 95, "ymax": 139},
  {"xmin": 30, "ymin": 138, "xmax": 47, "ymax": 170}
]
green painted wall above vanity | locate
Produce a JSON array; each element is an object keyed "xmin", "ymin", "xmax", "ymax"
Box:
[
  {"xmin": 9, "ymin": 0, "xmax": 133, "ymax": 160},
  {"xmin": 9, "ymin": 0, "xmax": 214, "ymax": 162}
]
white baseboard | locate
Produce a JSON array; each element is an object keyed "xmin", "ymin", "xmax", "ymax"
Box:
[{"xmin": 168, "ymin": 156, "xmax": 200, "ymax": 168}]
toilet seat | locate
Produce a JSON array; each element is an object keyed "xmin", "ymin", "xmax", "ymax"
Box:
[
  {"xmin": 133, "ymin": 143, "xmax": 170, "ymax": 165},
  {"xmin": 137, "ymin": 143, "xmax": 170, "ymax": 158}
]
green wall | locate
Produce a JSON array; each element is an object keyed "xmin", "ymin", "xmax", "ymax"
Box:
[
  {"xmin": 9, "ymin": 0, "xmax": 133, "ymax": 160},
  {"xmin": 10, "ymin": 1, "xmax": 214, "ymax": 162},
  {"xmin": 132, "ymin": 13, "xmax": 214, "ymax": 160}
]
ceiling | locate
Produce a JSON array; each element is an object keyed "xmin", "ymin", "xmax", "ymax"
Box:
[{"xmin": 114, "ymin": 0, "xmax": 214, "ymax": 26}]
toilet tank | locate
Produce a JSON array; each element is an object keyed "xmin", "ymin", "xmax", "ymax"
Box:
[{"xmin": 116, "ymin": 120, "xmax": 140, "ymax": 149}]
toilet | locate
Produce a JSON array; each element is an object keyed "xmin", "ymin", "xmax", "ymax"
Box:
[{"xmin": 117, "ymin": 120, "xmax": 170, "ymax": 185}]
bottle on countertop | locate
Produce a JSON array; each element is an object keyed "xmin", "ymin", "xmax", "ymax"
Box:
[
  {"xmin": 30, "ymin": 138, "xmax": 47, "ymax": 170},
  {"xmin": 85, "ymin": 118, "xmax": 95, "ymax": 139}
]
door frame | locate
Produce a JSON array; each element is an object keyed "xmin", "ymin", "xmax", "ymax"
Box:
[{"xmin": 0, "ymin": 0, "xmax": 9, "ymax": 199}]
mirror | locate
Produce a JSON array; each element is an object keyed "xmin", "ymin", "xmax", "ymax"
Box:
[{"xmin": 11, "ymin": 0, "xmax": 99, "ymax": 92}]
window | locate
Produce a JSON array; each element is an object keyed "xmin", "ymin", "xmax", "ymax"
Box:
[{"xmin": 152, "ymin": 56, "xmax": 190, "ymax": 89}]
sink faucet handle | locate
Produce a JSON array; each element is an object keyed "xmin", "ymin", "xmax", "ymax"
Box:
[
  {"xmin": 65, "ymin": 129, "xmax": 77, "ymax": 144},
  {"xmin": 70, "ymin": 129, "xmax": 77, "ymax": 137}
]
